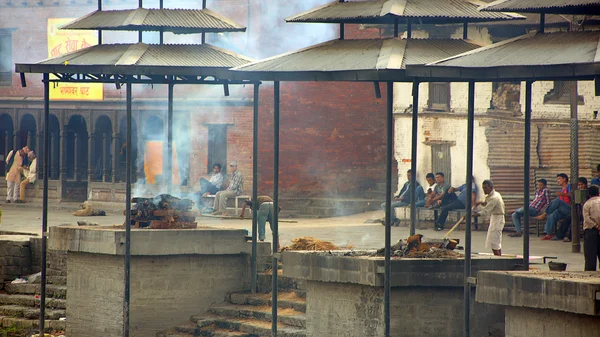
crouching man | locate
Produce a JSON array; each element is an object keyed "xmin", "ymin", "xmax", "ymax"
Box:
[{"xmin": 473, "ymin": 180, "xmax": 506, "ymax": 256}]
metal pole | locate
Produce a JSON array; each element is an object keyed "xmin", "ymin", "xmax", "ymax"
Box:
[
  {"xmin": 523, "ymin": 81, "xmax": 533, "ymax": 270},
  {"xmin": 464, "ymin": 81, "xmax": 475, "ymax": 337},
  {"xmin": 393, "ymin": 18, "xmax": 398, "ymax": 38},
  {"xmin": 138, "ymin": 0, "xmax": 143, "ymax": 43},
  {"xmin": 539, "ymin": 13, "xmax": 545, "ymax": 33},
  {"xmin": 159, "ymin": 1, "xmax": 163, "ymax": 43},
  {"xmin": 201, "ymin": 0, "xmax": 207, "ymax": 44},
  {"xmin": 463, "ymin": 22, "xmax": 468, "ymax": 39},
  {"xmin": 384, "ymin": 82, "xmax": 393, "ymax": 337},
  {"xmin": 570, "ymin": 81, "xmax": 581, "ymax": 253},
  {"xmin": 123, "ymin": 81, "xmax": 132, "ymax": 337},
  {"xmin": 409, "ymin": 81, "xmax": 419, "ymax": 236},
  {"xmin": 407, "ymin": 19, "xmax": 412, "ymax": 39},
  {"xmin": 39, "ymin": 73, "xmax": 49, "ymax": 335},
  {"xmin": 272, "ymin": 81, "xmax": 280, "ymax": 337},
  {"xmin": 98, "ymin": 0, "xmax": 102, "ymax": 45},
  {"xmin": 167, "ymin": 82, "xmax": 174, "ymax": 193},
  {"xmin": 339, "ymin": 23, "xmax": 344, "ymax": 40},
  {"xmin": 251, "ymin": 83, "xmax": 259, "ymax": 293}
]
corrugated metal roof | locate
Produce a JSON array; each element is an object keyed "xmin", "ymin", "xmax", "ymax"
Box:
[
  {"xmin": 231, "ymin": 38, "xmax": 480, "ymax": 81},
  {"xmin": 481, "ymin": 0, "xmax": 600, "ymax": 15},
  {"xmin": 16, "ymin": 43, "xmax": 252, "ymax": 76},
  {"xmin": 286, "ymin": 0, "xmax": 524, "ymax": 24},
  {"xmin": 406, "ymin": 31, "xmax": 600, "ymax": 81},
  {"xmin": 61, "ymin": 8, "xmax": 246, "ymax": 33}
]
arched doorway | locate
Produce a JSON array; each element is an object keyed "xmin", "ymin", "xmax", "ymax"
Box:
[
  {"xmin": 117, "ymin": 116, "xmax": 138, "ymax": 183},
  {"xmin": 48, "ymin": 114, "xmax": 60, "ymax": 180},
  {"xmin": 19, "ymin": 114, "xmax": 37, "ymax": 153},
  {"xmin": 0, "ymin": 113, "xmax": 14, "ymax": 175},
  {"xmin": 65, "ymin": 115, "xmax": 88, "ymax": 181},
  {"xmin": 93, "ymin": 115, "xmax": 113, "ymax": 182}
]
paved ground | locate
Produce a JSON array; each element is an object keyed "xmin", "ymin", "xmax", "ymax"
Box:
[{"xmin": 0, "ymin": 203, "xmax": 587, "ymax": 271}]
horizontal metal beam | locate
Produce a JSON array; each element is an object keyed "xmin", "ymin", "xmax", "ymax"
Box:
[{"xmin": 38, "ymin": 73, "xmax": 253, "ymax": 86}]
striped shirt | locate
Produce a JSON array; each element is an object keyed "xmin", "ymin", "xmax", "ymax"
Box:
[
  {"xmin": 227, "ymin": 170, "xmax": 244, "ymax": 195},
  {"xmin": 529, "ymin": 188, "xmax": 550, "ymax": 212}
]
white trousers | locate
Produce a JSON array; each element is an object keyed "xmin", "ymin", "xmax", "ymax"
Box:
[
  {"xmin": 6, "ymin": 181, "xmax": 19, "ymax": 202},
  {"xmin": 485, "ymin": 214, "xmax": 506, "ymax": 250},
  {"xmin": 214, "ymin": 190, "xmax": 236, "ymax": 212}
]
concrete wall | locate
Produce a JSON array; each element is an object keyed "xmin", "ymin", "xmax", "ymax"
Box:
[
  {"xmin": 306, "ymin": 281, "xmax": 504, "ymax": 337},
  {"xmin": 505, "ymin": 307, "xmax": 600, "ymax": 337},
  {"xmin": 67, "ymin": 252, "xmax": 250, "ymax": 337},
  {"xmin": 0, "ymin": 236, "xmax": 31, "ymax": 289}
]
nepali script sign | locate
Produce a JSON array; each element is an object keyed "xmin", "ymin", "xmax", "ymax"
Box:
[{"xmin": 47, "ymin": 18, "xmax": 103, "ymax": 100}]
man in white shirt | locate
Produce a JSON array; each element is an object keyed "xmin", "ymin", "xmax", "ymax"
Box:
[
  {"xmin": 473, "ymin": 180, "xmax": 506, "ymax": 256},
  {"xmin": 199, "ymin": 163, "xmax": 224, "ymax": 196},
  {"xmin": 18, "ymin": 151, "xmax": 37, "ymax": 203}
]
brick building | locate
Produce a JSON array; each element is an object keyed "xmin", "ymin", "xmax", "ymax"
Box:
[{"xmin": 0, "ymin": 0, "xmax": 390, "ymax": 211}]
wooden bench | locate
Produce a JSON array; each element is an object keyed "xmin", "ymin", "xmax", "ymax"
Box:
[{"xmin": 201, "ymin": 194, "xmax": 250, "ymax": 214}]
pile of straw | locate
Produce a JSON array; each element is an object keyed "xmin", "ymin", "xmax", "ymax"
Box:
[{"xmin": 279, "ymin": 236, "xmax": 340, "ymax": 251}]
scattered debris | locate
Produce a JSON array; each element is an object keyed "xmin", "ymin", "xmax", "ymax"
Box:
[
  {"xmin": 73, "ymin": 201, "xmax": 106, "ymax": 216},
  {"xmin": 279, "ymin": 237, "xmax": 340, "ymax": 251},
  {"xmin": 77, "ymin": 220, "xmax": 99, "ymax": 226},
  {"xmin": 11, "ymin": 278, "xmax": 27, "ymax": 284},
  {"xmin": 376, "ymin": 234, "xmax": 461, "ymax": 259}
]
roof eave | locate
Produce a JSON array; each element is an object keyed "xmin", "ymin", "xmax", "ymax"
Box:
[{"xmin": 228, "ymin": 69, "xmax": 411, "ymax": 82}]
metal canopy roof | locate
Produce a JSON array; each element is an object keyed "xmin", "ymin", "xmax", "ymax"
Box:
[
  {"xmin": 231, "ymin": 38, "xmax": 480, "ymax": 82},
  {"xmin": 480, "ymin": 0, "xmax": 600, "ymax": 15},
  {"xmin": 61, "ymin": 8, "xmax": 246, "ymax": 33},
  {"xmin": 15, "ymin": 43, "xmax": 253, "ymax": 83},
  {"xmin": 286, "ymin": 0, "xmax": 524, "ymax": 24},
  {"xmin": 405, "ymin": 31, "xmax": 600, "ymax": 81}
]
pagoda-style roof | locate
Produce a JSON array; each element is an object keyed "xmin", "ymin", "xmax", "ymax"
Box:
[
  {"xmin": 15, "ymin": 43, "xmax": 253, "ymax": 80},
  {"xmin": 286, "ymin": 0, "xmax": 524, "ymax": 24},
  {"xmin": 231, "ymin": 38, "xmax": 481, "ymax": 82},
  {"xmin": 61, "ymin": 8, "xmax": 246, "ymax": 33},
  {"xmin": 405, "ymin": 31, "xmax": 600, "ymax": 81},
  {"xmin": 480, "ymin": 0, "xmax": 600, "ymax": 15}
]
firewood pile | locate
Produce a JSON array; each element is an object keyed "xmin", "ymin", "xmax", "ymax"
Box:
[
  {"xmin": 376, "ymin": 234, "xmax": 461, "ymax": 259},
  {"xmin": 125, "ymin": 194, "xmax": 197, "ymax": 229}
]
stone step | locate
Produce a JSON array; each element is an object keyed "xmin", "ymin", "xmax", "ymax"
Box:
[
  {"xmin": 29, "ymin": 275, "xmax": 67, "ymax": 286},
  {"xmin": 256, "ymin": 273, "xmax": 304, "ymax": 294},
  {"xmin": 193, "ymin": 315, "xmax": 305, "ymax": 337},
  {"xmin": 228, "ymin": 292, "xmax": 306, "ymax": 313},
  {"xmin": 200, "ymin": 329, "xmax": 257, "ymax": 337},
  {"xmin": 4, "ymin": 283, "xmax": 66, "ymax": 299},
  {"xmin": 207, "ymin": 304, "xmax": 305, "ymax": 329},
  {"xmin": 0, "ymin": 315, "xmax": 65, "ymax": 330},
  {"xmin": 0, "ymin": 293, "xmax": 66, "ymax": 309},
  {"xmin": 0, "ymin": 305, "xmax": 65, "ymax": 320}
]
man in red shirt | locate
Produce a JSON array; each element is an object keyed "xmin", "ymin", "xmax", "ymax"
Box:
[{"xmin": 538, "ymin": 173, "xmax": 571, "ymax": 240}]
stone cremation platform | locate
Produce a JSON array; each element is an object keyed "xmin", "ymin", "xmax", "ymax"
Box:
[
  {"xmin": 49, "ymin": 225, "xmax": 270, "ymax": 337},
  {"xmin": 282, "ymin": 250, "xmax": 522, "ymax": 337},
  {"xmin": 476, "ymin": 270, "xmax": 600, "ymax": 337}
]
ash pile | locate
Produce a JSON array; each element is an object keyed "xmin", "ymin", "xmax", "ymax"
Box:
[
  {"xmin": 126, "ymin": 194, "xmax": 197, "ymax": 229},
  {"xmin": 376, "ymin": 234, "xmax": 461, "ymax": 259}
]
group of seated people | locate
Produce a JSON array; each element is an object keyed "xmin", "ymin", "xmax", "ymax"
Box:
[
  {"xmin": 381, "ymin": 169, "xmax": 476, "ymax": 230},
  {"xmin": 193, "ymin": 161, "xmax": 244, "ymax": 216}
]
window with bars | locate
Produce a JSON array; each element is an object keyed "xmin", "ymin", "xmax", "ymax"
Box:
[{"xmin": 427, "ymin": 82, "xmax": 451, "ymax": 111}]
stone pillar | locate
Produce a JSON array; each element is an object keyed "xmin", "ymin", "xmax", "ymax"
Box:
[
  {"xmin": 3, "ymin": 131, "xmax": 8, "ymax": 158},
  {"xmin": 59, "ymin": 132, "xmax": 66, "ymax": 181},
  {"xmin": 74, "ymin": 133, "xmax": 79, "ymax": 182},
  {"xmin": 112, "ymin": 132, "xmax": 118, "ymax": 183},
  {"xmin": 26, "ymin": 131, "xmax": 32, "ymax": 151},
  {"xmin": 13, "ymin": 131, "xmax": 18, "ymax": 150},
  {"xmin": 51, "ymin": 133, "xmax": 58, "ymax": 180},
  {"xmin": 102, "ymin": 133, "xmax": 108, "ymax": 182},
  {"xmin": 88, "ymin": 133, "xmax": 95, "ymax": 183}
]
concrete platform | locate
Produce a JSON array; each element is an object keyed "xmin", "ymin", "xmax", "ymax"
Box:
[
  {"xmin": 476, "ymin": 270, "xmax": 600, "ymax": 337},
  {"xmin": 282, "ymin": 250, "xmax": 522, "ymax": 337},
  {"xmin": 49, "ymin": 226, "xmax": 270, "ymax": 337}
]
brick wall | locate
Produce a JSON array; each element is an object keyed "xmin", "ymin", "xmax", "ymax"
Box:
[{"xmin": 0, "ymin": 237, "xmax": 32, "ymax": 289}]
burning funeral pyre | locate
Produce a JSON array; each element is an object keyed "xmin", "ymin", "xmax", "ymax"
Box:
[
  {"xmin": 376, "ymin": 234, "xmax": 461, "ymax": 259},
  {"xmin": 126, "ymin": 194, "xmax": 197, "ymax": 229}
]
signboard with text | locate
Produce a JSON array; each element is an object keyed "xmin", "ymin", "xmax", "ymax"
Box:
[{"xmin": 47, "ymin": 18, "xmax": 103, "ymax": 100}]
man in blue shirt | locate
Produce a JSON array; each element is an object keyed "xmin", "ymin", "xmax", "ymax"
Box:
[
  {"xmin": 591, "ymin": 164, "xmax": 600, "ymax": 187},
  {"xmin": 381, "ymin": 169, "xmax": 425, "ymax": 226},
  {"xmin": 434, "ymin": 178, "xmax": 477, "ymax": 231}
]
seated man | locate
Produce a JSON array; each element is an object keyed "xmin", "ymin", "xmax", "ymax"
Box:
[
  {"xmin": 17, "ymin": 151, "xmax": 37, "ymax": 203},
  {"xmin": 539, "ymin": 173, "xmax": 571, "ymax": 241},
  {"xmin": 435, "ymin": 178, "xmax": 477, "ymax": 231},
  {"xmin": 509, "ymin": 179, "xmax": 550, "ymax": 237},
  {"xmin": 212, "ymin": 162, "xmax": 243, "ymax": 216},
  {"xmin": 426, "ymin": 172, "xmax": 452, "ymax": 208},
  {"xmin": 416, "ymin": 173, "xmax": 435, "ymax": 207},
  {"xmin": 554, "ymin": 177, "xmax": 589, "ymax": 242},
  {"xmin": 591, "ymin": 164, "xmax": 600, "ymax": 187},
  {"xmin": 381, "ymin": 169, "xmax": 425, "ymax": 226},
  {"xmin": 199, "ymin": 163, "xmax": 224, "ymax": 196}
]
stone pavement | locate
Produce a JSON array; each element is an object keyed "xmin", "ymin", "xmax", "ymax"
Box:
[{"xmin": 0, "ymin": 204, "xmax": 587, "ymax": 271}]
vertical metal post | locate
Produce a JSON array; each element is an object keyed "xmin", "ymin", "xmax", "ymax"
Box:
[
  {"xmin": 159, "ymin": 1, "xmax": 163, "ymax": 43},
  {"xmin": 339, "ymin": 23, "xmax": 344, "ymax": 40},
  {"xmin": 123, "ymin": 81, "xmax": 133, "ymax": 337},
  {"xmin": 539, "ymin": 13, "xmax": 545, "ymax": 33},
  {"xmin": 393, "ymin": 18, "xmax": 398, "ymax": 38},
  {"xmin": 272, "ymin": 81, "xmax": 280, "ymax": 337},
  {"xmin": 39, "ymin": 73, "xmax": 49, "ymax": 335},
  {"xmin": 251, "ymin": 83, "xmax": 259, "ymax": 293},
  {"xmin": 409, "ymin": 81, "xmax": 419, "ymax": 236},
  {"xmin": 407, "ymin": 19, "xmax": 412, "ymax": 38},
  {"xmin": 523, "ymin": 81, "xmax": 533, "ymax": 270},
  {"xmin": 384, "ymin": 82, "xmax": 393, "ymax": 337},
  {"xmin": 97, "ymin": 0, "xmax": 102, "ymax": 45},
  {"xmin": 570, "ymin": 81, "xmax": 581, "ymax": 253},
  {"xmin": 167, "ymin": 82, "xmax": 174, "ymax": 193},
  {"xmin": 138, "ymin": 0, "xmax": 143, "ymax": 42},
  {"xmin": 463, "ymin": 22, "xmax": 468, "ymax": 39},
  {"xmin": 202, "ymin": 0, "xmax": 207, "ymax": 44},
  {"xmin": 464, "ymin": 81, "xmax": 475, "ymax": 337}
]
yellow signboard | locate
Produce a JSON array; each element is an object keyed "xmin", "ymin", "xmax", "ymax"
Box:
[{"xmin": 47, "ymin": 18, "xmax": 103, "ymax": 100}]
